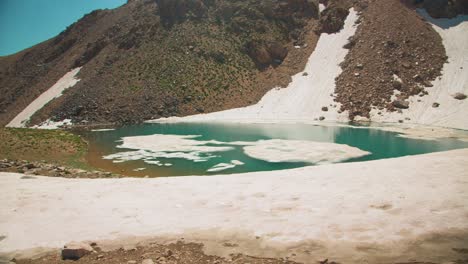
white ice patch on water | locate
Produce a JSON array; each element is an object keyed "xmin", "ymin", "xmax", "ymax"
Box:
[
  {"xmin": 119, "ymin": 134, "xmax": 234, "ymax": 153},
  {"xmin": 103, "ymin": 150, "xmax": 216, "ymax": 164},
  {"xmin": 207, "ymin": 160, "xmax": 245, "ymax": 173},
  {"xmin": 231, "ymin": 160, "xmax": 245, "ymax": 165},
  {"xmin": 104, "ymin": 134, "xmax": 370, "ymax": 167},
  {"xmin": 103, "ymin": 134, "xmax": 230, "ymax": 164},
  {"xmin": 207, "ymin": 163, "xmax": 236, "ymax": 172},
  {"xmin": 243, "ymin": 140, "xmax": 371, "ymax": 164}
]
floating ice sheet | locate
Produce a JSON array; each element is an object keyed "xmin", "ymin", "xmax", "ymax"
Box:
[
  {"xmin": 207, "ymin": 160, "xmax": 245, "ymax": 172},
  {"xmin": 243, "ymin": 139, "xmax": 371, "ymax": 164},
  {"xmin": 104, "ymin": 134, "xmax": 370, "ymax": 167}
]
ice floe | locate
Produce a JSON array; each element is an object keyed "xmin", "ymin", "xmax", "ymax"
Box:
[
  {"xmin": 207, "ymin": 160, "xmax": 245, "ymax": 172},
  {"xmin": 103, "ymin": 134, "xmax": 370, "ymax": 167},
  {"xmin": 243, "ymin": 139, "xmax": 370, "ymax": 164}
]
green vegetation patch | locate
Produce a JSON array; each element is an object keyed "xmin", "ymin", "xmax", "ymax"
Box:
[{"xmin": 0, "ymin": 128, "xmax": 89, "ymax": 169}]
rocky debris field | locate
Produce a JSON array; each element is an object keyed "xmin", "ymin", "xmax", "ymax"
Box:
[
  {"xmin": 13, "ymin": 240, "xmax": 304, "ymax": 264},
  {"xmin": 0, "ymin": 159, "xmax": 121, "ymax": 179},
  {"xmin": 334, "ymin": 0, "xmax": 447, "ymax": 120}
]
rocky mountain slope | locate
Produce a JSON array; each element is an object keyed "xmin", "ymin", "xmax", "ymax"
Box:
[
  {"xmin": 0, "ymin": 0, "xmax": 329, "ymax": 126},
  {"xmin": 0, "ymin": 0, "xmax": 466, "ymax": 127}
]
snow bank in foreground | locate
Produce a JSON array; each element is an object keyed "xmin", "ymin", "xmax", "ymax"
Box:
[
  {"xmin": 370, "ymin": 11, "xmax": 468, "ymax": 130},
  {"xmin": 148, "ymin": 9, "xmax": 358, "ymax": 124},
  {"xmin": 1, "ymin": 149, "xmax": 468, "ymax": 263},
  {"xmin": 244, "ymin": 140, "xmax": 370, "ymax": 164},
  {"xmin": 104, "ymin": 134, "xmax": 370, "ymax": 166},
  {"xmin": 6, "ymin": 68, "xmax": 81, "ymax": 128}
]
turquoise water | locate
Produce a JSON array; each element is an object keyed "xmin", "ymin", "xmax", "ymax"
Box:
[
  {"xmin": 84, "ymin": 123, "xmax": 468, "ymax": 177},
  {"xmin": 0, "ymin": 0, "xmax": 126, "ymax": 56}
]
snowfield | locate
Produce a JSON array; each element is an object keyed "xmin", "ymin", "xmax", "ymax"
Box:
[
  {"xmin": 6, "ymin": 68, "xmax": 81, "ymax": 128},
  {"xmin": 1, "ymin": 149, "xmax": 468, "ymax": 263}
]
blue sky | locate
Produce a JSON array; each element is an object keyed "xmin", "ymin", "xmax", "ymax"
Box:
[{"xmin": 0, "ymin": 0, "xmax": 126, "ymax": 56}]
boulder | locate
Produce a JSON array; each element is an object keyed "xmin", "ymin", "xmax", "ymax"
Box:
[
  {"xmin": 61, "ymin": 242, "xmax": 93, "ymax": 260},
  {"xmin": 246, "ymin": 41, "xmax": 288, "ymax": 67},
  {"xmin": 432, "ymin": 102, "xmax": 440, "ymax": 108},
  {"xmin": 268, "ymin": 42, "xmax": 288, "ymax": 62},
  {"xmin": 453, "ymin": 92, "xmax": 467, "ymax": 100},
  {"xmin": 318, "ymin": 5, "xmax": 349, "ymax": 33},
  {"xmin": 392, "ymin": 100, "xmax": 410, "ymax": 109},
  {"xmin": 142, "ymin": 259, "xmax": 155, "ymax": 264}
]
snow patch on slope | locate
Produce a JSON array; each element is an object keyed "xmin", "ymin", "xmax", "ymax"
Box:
[
  {"xmin": 33, "ymin": 119, "xmax": 73, "ymax": 130},
  {"xmin": 6, "ymin": 68, "xmax": 81, "ymax": 128}
]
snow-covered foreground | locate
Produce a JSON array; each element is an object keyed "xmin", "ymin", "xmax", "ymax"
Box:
[
  {"xmin": 370, "ymin": 11, "xmax": 468, "ymax": 130},
  {"xmin": 149, "ymin": 10, "xmax": 358, "ymax": 125},
  {"xmin": 6, "ymin": 68, "xmax": 81, "ymax": 128},
  {"xmin": 1, "ymin": 149, "xmax": 468, "ymax": 263}
]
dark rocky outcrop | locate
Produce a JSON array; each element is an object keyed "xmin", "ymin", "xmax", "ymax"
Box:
[
  {"xmin": 318, "ymin": 5, "xmax": 350, "ymax": 33},
  {"xmin": 246, "ymin": 41, "xmax": 289, "ymax": 67},
  {"xmin": 413, "ymin": 0, "xmax": 468, "ymax": 18},
  {"xmin": 155, "ymin": 0, "xmax": 208, "ymax": 26}
]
